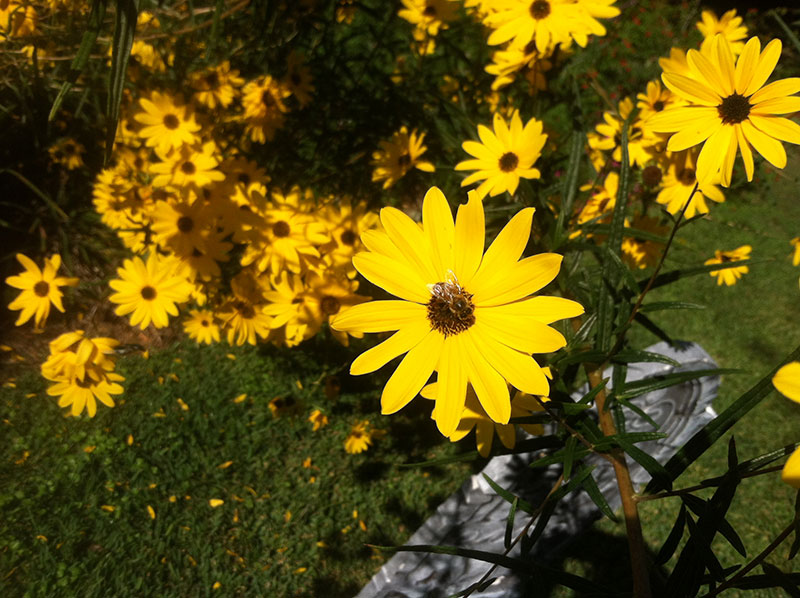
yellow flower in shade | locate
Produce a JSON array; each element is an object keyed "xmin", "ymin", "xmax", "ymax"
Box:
[
  {"xmin": 587, "ymin": 97, "xmax": 656, "ymax": 168},
  {"xmin": 150, "ymin": 142, "xmax": 225, "ymax": 189},
  {"xmin": 704, "ymin": 245, "xmax": 751, "ymax": 286},
  {"xmin": 648, "ymin": 35, "xmax": 800, "ymax": 187},
  {"xmin": 48, "ymin": 138, "xmax": 85, "ymax": 170},
  {"xmin": 308, "ymin": 409, "xmax": 329, "ymax": 431},
  {"xmin": 485, "ymin": 45, "xmax": 553, "ymax": 92},
  {"xmin": 108, "ymin": 253, "xmax": 193, "ymax": 329},
  {"xmin": 0, "ymin": 1, "xmax": 37, "ymax": 38},
  {"xmin": 190, "ymin": 61, "xmax": 244, "ymax": 109},
  {"xmin": 636, "ymin": 80, "xmax": 679, "ymax": 126},
  {"xmin": 262, "ymin": 272, "xmax": 310, "ymax": 347},
  {"xmin": 336, "ymin": 0, "xmax": 356, "ymax": 23},
  {"xmin": 371, "ymin": 126, "xmax": 435, "ymax": 189},
  {"xmin": 218, "ymin": 298, "xmax": 272, "ymax": 346},
  {"xmin": 790, "ymin": 237, "xmax": 800, "ymax": 267},
  {"xmin": 621, "ymin": 215, "xmax": 668, "ymax": 270},
  {"xmin": 242, "ymin": 75, "xmax": 290, "ymax": 143},
  {"xmin": 150, "ymin": 197, "xmax": 213, "ymax": 257},
  {"xmin": 284, "ymin": 51, "xmax": 315, "ymax": 107},
  {"xmin": 331, "ymin": 187, "xmax": 583, "ymax": 436},
  {"xmin": 398, "ymin": 0, "xmax": 459, "ymax": 37},
  {"xmin": 655, "ymin": 149, "xmax": 725, "ymax": 218},
  {"xmin": 697, "ymin": 9, "xmax": 747, "ymax": 56},
  {"xmin": 344, "ymin": 420, "xmax": 373, "ymax": 454},
  {"xmin": 299, "ymin": 271, "xmax": 370, "ymax": 346},
  {"xmin": 46, "ymin": 373, "xmax": 125, "ymax": 418},
  {"xmin": 772, "ymin": 361, "xmax": 800, "ymax": 488},
  {"xmin": 6, "ymin": 254, "xmax": 78, "ymax": 328},
  {"xmin": 573, "ymin": 171, "xmax": 618, "ymax": 235},
  {"xmin": 318, "ymin": 199, "xmax": 380, "ymax": 276},
  {"xmin": 133, "ymin": 91, "xmax": 201, "ymax": 152},
  {"xmin": 455, "ymin": 110, "xmax": 547, "ymax": 199},
  {"xmin": 183, "ymin": 309, "xmax": 220, "ymax": 344},
  {"xmin": 422, "ymin": 383, "xmax": 545, "ymax": 455}
]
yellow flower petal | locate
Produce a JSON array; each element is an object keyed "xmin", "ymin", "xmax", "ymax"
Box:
[
  {"xmin": 422, "ymin": 187, "xmax": 455, "ymax": 281},
  {"xmin": 353, "ymin": 252, "xmax": 429, "ymax": 303},
  {"xmin": 380, "ymin": 331, "xmax": 443, "ymax": 414},
  {"xmin": 462, "ymin": 333, "xmax": 509, "ymax": 424},
  {"xmin": 773, "ymin": 362, "xmax": 800, "ymax": 403},
  {"xmin": 380, "ymin": 207, "xmax": 438, "ymax": 282},
  {"xmin": 475, "ymin": 311, "xmax": 567, "ymax": 354},
  {"xmin": 748, "ymin": 115, "xmax": 800, "ymax": 145},
  {"xmin": 741, "ymin": 119, "xmax": 787, "ymax": 169},
  {"xmin": 351, "ymin": 321, "xmax": 431, "ymax": 376},
  {"xmin": 433, "ymin": 337, "xmax": 468, "ymax": 437},
  {"xmin": 782, "ymin": 446, "xmax": 800, "ymax": 489},
  {"xmin": 745, "ymin": 38, "xmax": 782, "ymax": 97},
  {"xmin": 453, "ymin": 192, "xmax": 485, "ymax": 287},
  {"xmin": 469, "ymin": 327, "xmax": 549, "ymax": 396},
  {"xmin": 473, "ymin": 253, "xmax": 563, "ymax": 307},
  {"xmin": 332, "ymin": 300, "xmax": 426, "ymax": 333}
]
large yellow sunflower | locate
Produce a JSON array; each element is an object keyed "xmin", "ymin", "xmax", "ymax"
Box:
[
  {"xmin": 5, "ymin": 253, "xmax": 78, "ymax": 328},
  {"xmin": 455, "ymin": 109, "xmax": 547, "ymax": 199},
  {"xmin": 134, "ymin": 91, "xmax": 201, "ymax": 152},
  {"xmin": 648, "ymin": 35, "xmax": 800, "ymax": 187},
  {"xmin": 108, "ymin": 253, "xmax": 193, "ymax": 329},
  {"xmin": 331, "ymin": 187, "xmax": 583, "ymax": 436}
]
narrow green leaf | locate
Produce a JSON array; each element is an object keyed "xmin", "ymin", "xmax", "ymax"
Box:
[
  {"xmin": 646, "ymin": 343, "xmax": 800, "ymax": 493},
  {"xmin": 639, "ymin": 301, "xmax": 706, "ymax": 313},
  {"xmin": 49, "ymin": 0, "xmax": 107, "ymax": 121},
  {"xmin": 529, "ymin": 447, "xmax": 591, "ymax": 469},
  {"xmin": 633, "ymin": 312, "xmax": 674, "ymax": 345},
  {"xmin": 578, "ymin": 378, "xmax": 608, "ymax": 404},
  {"xmin": 0, "ymin": 169, "xmax": 68, "ymax": 221},
  {"xmin": 641, "ymin": 259, "xmax": 771, "ymax": 291},
  {"xmin": 615, "ymin": 368, "xmax": 737, "ymax": 402},
  {"xmin": 553, "ymin": 130, "xmax": 585, "ymax": 249},
  {"xmin": 579, "ymin": 470, "xmax": 618, "ymax": 521},
  {"xmin": 562, "ymin": 436, "xmax": 578, "ymax": 480},
  {"xmin": 616, "ymin": 436, "xmax": 672, "ymax": 490},
  {"xmin": 397, "ymin": 451, "xmax": 482, "ymax": 468},
  {"xmin": 504, "ymin": 497, "xmax": 518, "ymax": 550},
  {"xmin": 585, "ymin": 222, "xmax": 669, "ymax": 244},
  {"xmin": 682, "ymin": 493, "xmax": 746, "ymax": 558},
  {"xmin": 760, "ymin": 563, "xmax": 800, "ymax": 598},
  {"xmin": 372, "ymin": 543, "xmax": 525, "ymax": 572},
  {"xmin": 482, "ymin": 474, "xmax": 536, "ymax": 514},
  {"xmin": 655, "ymin": 502, "xmax": 686, "ymax": 565},
  {"xmin": 790, "ymin": 489, "xmax": 800, "ymax": 560},
  {"xmin": 769, "ymin": 9, "xmax": 800, "ymax": 56},
  {"xmin": 616, "ymin": 396, "xmax": 660, "ymax": 429},
  {"xmin": 105, "ymin": 0, "xmax": 140, "ymax": 164},
  {"xmin": 612, "ymin": 349, "xmax": 680, "ymax": 367},
  {"xmin": 527, "ymin": 467, "xmax": 595, "ymax": 548},
  {"xmin": 551, "ymin": 349, "xmax": 607, "ymax": 367},
  {"xmin": 725, "ymin": 573, "xmax": 800, "ymax": 590}
]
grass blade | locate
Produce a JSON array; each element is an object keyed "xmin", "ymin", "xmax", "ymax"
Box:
[{"xmin": 105, "ymin": 0, "xmax": 140, "ymax": 164}]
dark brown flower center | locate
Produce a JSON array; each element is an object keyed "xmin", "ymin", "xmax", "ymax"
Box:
[
  {"xmin": 33, "ymin": 281, "xmax": 50, "ymax": 297},
  {"xmin": 397, "ymin": 153, "xmax": 411, "ymax": 168},
  {"xmin": 205, "ymin": 72, "xmax": 219, "ymax": 87},
  {"xmin": 423, "ymin": 4, "xmax": 436, "ymax": 16},
  {"xmin": 163, "ymin": 114, "xmax": 180, "ymax": 130},
  {"xmin": 180, "ymin": 161, "xmax": 196, "ymax": 175},
  {"xmin": 238, "ymin": 173, "xmax": 251, "ymax": 185},
  {"xmin": 523, "ymin": 40, "xmax": 537, "ymax": 55},
  {"xmin": 678, "ymin": 168, "xmax": 696, "ymax": 186},
  {"xmin": 718, "ymin": 93, "xmax": 751, "ymax": 125},
  {"xmin": 320, "ymin": 296, "xmax": 341, "ymax": 315},
  {"xmin": 262, "ymin": 90, "xmax": 276, "ymax": 109},
  {"xmin": 653, "ymin": 100, "xmax": 665, "ymax": 112},
  {"xmin": 642, "ymin": 165, "xmax": 663, "ymax": 187},
  {"xmin": 498, "ymin": 152, "xmax": 519, "ymax": 172},
  {"xmin": 201, "ymin": 319, "xmax": 210, "ymax": 327},
  {"xmin": 340, "ymin": 229, "xmax": 357, "ymax": 246},
  {"xmin": 529, "ymin": 0, "xmax": 550, "ymax": 19},
  {"xmin": 141, "ymin": 285, "xmax": 157, "ymax": 300},
  {"xmin": 236, "ymin": 301, "xmax": 256, "ymax": 319},
  {"xmin": 290, "ymin": 72, "xmax": 302, "ymax": 86},
  {"xmin": 177, "ymin": 216, "xmax": 194, "ymax": 233},
  {"xmin": 426, "ymin": 281, "xmax": 475, "ymax": 337},
  {"xmin": 273, "ymin": 221, "xmax": 290, "ymax": 237}
]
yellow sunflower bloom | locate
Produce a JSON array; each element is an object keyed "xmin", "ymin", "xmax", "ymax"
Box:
[
  {"xmin": 331, "ymin": 187, "xmax": 583, "ymax": 436},
  {"xmin": 46, "ymin": 372, "xmax": 125, "ymax": 418},
  {"xmin": 108, "ymin": 253, "xmax": 193, "ymax": 329},
  {"xmin": 398, "ymin": 0, "xmax": 459, "ymax": 37},
  {"xmin": 5, "ymin": 253, "xmax": 78, "ymax": 328},
  {"xmin": 133, "ymin": 91, "xmax": 201, "ymax": 152},
  {"xmin": 704, "ymin": 245, "xmax": 751, "ymax": 286},
  {"xmin": 697, "ymin": 9, "xmax": 747, "ymax": 56},
  {"xmin": 648, "ymin": 35, "xmax": 800, "ymax": 187},
  {"xmin": 772, "ymin": 361, "xmax": 800, "ymax": 488},
  {"xmin": 242, "ymin": 75, "xmax": 290, "ymax": 143},
  {"xmin": 190, "ymin": 60, "xmax": 244, "ymax": 110},
  {"xmin": 183, "ymin": 309, "xmax": 220, "ymax": 344},
  {"xmin": 455, "ymin": 110, "xmax": 547, "ymax": 199},
  {"xmin": 371, "ymin": 126, "xmax": 435, "ymax": 189},
  {"xmin": 150, "ymin": 141, "xmax": 225, "ymax": 189},
  {"xmin": 344, "ymin": 420, "xmax": 373, "ymax": 454},
  {"xmin": 218, "ymin": 297, "xmax": 272, "ymax": 346},
  {"xmin": 655, "ymin": 149, "xmax": 725, "ymax": 218}
]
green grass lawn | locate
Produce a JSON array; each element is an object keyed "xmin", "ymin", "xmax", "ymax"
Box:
[{"xmin": 0, "ymin": 336, "xmax": 476, "ymax": 597}]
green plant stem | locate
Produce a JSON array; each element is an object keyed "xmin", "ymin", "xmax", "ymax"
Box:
[
  {"xmin": 604, "ymin": 182, "xmax": 698, "ymax": 364},
  {"xmin": 699, "ymin": 520, "xmax": 795, "ymax": 598},
  {"xmin": 636, "ymin": 465, "xmax": 784, "ymax": 502},
  {"xmin": 587, "ymin": 366, "xmax": 652, "ymax": 598}
]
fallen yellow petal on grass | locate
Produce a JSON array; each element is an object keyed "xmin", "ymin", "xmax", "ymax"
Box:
[
  {"xmin": 177, "ymin": 398, "xmax": 189, "ymax": 411},
  {"xmin": 217, "ymin": 460, "xmax": 233, "ymax": 469},
  {"xmin": 233, "ymin": 393, "xmax": 247, "ymax": 403},
  {"xmin": 147, "ymin": 505, "xmax": 156, "ymax": 519},
  {"xmin": 209, "ymin": 499, "xmax": 225, "ymax": 507},
  {"xmin": 101, "ymin": 505, "xmax": 115, "ymax": 513}
]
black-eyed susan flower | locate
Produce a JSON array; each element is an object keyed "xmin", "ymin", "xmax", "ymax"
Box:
[
  {"xmin": 655, "ymin": 149, "xmax": 725, "ymax": 218},
  {"xmin": 134, "ymin": 91, "xmax": 201, "ymax": 152},
  {"xmin": 5, "ymin": 253, "xmax": 78, "ymax": 328},
  {"xmin": 284, "ymin": 51, "xmax": 315, "ymax": 107},
  {"xmin": 371, "ymin": 126, "xmax": 435, "ymax": 189},
  {"xmin": 455, "ymin": 110, "xmax": 547, "ymax": 199},
  {"xmin": 648, "ymin": 35, "xmax": 800, "ymax": 187},
  {"xmin": 190, "ymin": 61, "xmax": 244, "ymax": 110},
  {"xmin": 344, "ymin": 420, "xmax": 373, "ymax": 454},
  {"xmin": 108, "ymin": 253, "xmax": 193, "ymax": 329},
  {"xmin": 299, "ymin": 271, "xmax": 370, "ymax": 345},
  {"xmin": 242, "ymin": 75, "xmax": 290, "ymax": 143},
  {"xmin": 587, "ymin": 97, "xmax": 657, "ymax": 168},
  {"xmin": 48, "ymin": 138, "xmax": 85, "ymax": 170},
  {"xmin": 183, "ymin": 310, "xmax": 220, "ymax": 344},
  {"xmin": 218, "ymin": 297, "xmax": 272, "ymax": 346},
  {"xmin": 621, "ymin": 215, "xmax": 668, "ymax": 270},
  {"xmin": 398, "ymin": 0, "xmax": 459, "ymax": 39},
  {"xmin": 46, "ymin": 373, "xmax": 125, "ymax": 418},
  {"xmin": 150, "ymin": 141, "xmax": 225, "ymax": 189},
  {"xmin": 308, "ymin": 409, "xmax": 329, "ymax": 431},
  {"xmin": 704, "ymin": 245, "xmax": 751, "ymax": 286},
  {"xmin": 772, "ymin": 362, "xmax": 800, "ymax": 488},
  {"xmin": 422, "ymin": 383, "xmax": 545, "ymax": 455},
  {"xmin": 150, "ymin": 197, "xmax": 212, "ymax": 257},
  {"xmin": 697, "ymin": 9, "xmax": 747, "ymax": 55},
  {"xmin": 331, "ymin": 187, "xmax": 583, "ymax": 437}
]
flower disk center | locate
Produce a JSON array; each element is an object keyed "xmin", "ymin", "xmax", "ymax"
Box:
[
  {"xmin": 426, "ymin": 281, "xmax": 475, "ymax": 337},
  {"xmin": 33, "ymin": 281, "xmax": 50, "ymax": 297},
  {"xmin": 397, "ymin": 153, "xmax": 411, "ymax": 168},
  {"xmin": 141, "ymin": 285, "xmax": 157, "ymax": 301},
  {"xmin": 678, "ymin": 168, "xmax": 696, "ymax": 186},
  {"xmin": 718, "ymin": 93, "xmax": 751, "ymax": 125},
  {"xmin": 321, "ymin": 296, "xmax": 341, "ymax": 315},
  {"xmin": 273, "ymin": 221, "xmax": 291, "ymax": 237},
  {"xmin": 529, "ymin": 0, "xmax": 551, "ymax": 19},
  {"xmin": 177, "ymin": 216, "xmax": 194, "ymax": 233},
  {"xmin": 163, "ymin": 114, "xmax": 180, "ymax": 130},
  {"xmin": 498, "ymin": 151, "xmax": 519, "ymax": 172}
]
